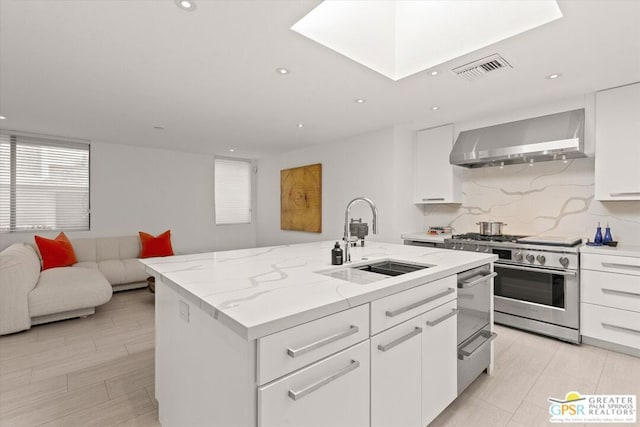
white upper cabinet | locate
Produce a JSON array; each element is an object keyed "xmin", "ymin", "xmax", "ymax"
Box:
[
  {"xmin": 594, "ymin": 82, "xmax": 640, "ymax": 201},
  {"xmin": 414, "ymin": 124, "xmax": 462, "ymax": 204}
]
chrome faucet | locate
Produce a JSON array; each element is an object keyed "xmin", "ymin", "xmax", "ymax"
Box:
[{"xmin": 343, "ymin": 197, "xmax": 378, "ymax": 263}]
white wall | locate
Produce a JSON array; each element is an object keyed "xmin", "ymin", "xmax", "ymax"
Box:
[
  {"xmin": 256, "ymin": 126, "xmax": 423, "ymax": 247},
  {"xmin": 0, "ymin": 141, "xmax": 256, "ymax": 253}
]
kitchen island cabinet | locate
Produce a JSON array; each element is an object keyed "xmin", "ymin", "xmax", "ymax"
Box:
[{"xmin": 141, "ymin": 241, "xmax": 496, "ymax": 427}]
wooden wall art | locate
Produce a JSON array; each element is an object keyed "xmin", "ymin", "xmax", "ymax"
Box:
[{"xmin": 280, "ymin": 163, "xmax": 322, "ymax": 233}]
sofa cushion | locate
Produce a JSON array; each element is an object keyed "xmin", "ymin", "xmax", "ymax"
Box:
[
  {"xmin": 139, "ymin": 230, "xmax": 174, "ymax": 258},
  {"xmin": 72, "ymin": 236, "xmax": 141, "ymax": 263},
  {"xmin": 72, "ymin": 238, "xmax": 97, "ymax": 263},
  {"xmin": 69, "ymin": 236, "xmax": 146, "ymax": 286},
  {"xmin": 123, "ymin": 259, "xmax": 148, "ymax": 283},
  {"xmin": 34, "ymin": 232, "xmax": 78, "ymax": 270},
  {"xmin": 0, "ymin": 243, "xmax": 41, "ymax": 334},
  {"xmin": 28, "ymin": 267, "xmax": 112, "ymax": 318},
  {"xmin": 0, "ymin": 243, "xmax": 41, "ymax": 289}
]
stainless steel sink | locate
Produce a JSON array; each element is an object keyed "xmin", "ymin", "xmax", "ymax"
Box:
[
  {"xmin": 316, "ymin": 260, "xmax": 431, "ymax": 285},
  {"xmin": 353, "ymin": 260, "xmax": 429, "ymax": 277}
]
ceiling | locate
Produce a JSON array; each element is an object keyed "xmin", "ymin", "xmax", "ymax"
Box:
[{"xmin": 0, "ymin": 0, "xmax": 639, "ymax": 159}]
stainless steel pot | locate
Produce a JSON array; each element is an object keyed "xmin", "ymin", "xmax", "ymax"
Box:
[{"xmin": 477, "ymin": 221, "xmax": 507, "ymax": 236}]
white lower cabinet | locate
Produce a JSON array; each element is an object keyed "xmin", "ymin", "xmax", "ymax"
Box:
[
  {"xmin": 580, "ymin": 251, "xmax": 640, "ymax": 355},
  {"xmin": 371, "ymin": 317, "xmax": 423, "ymax": 427},
  {"xmin": 422, "ymin": 300, "xmax": 458, "ymax": 426},
  {"xmin": 258, "ymin": 340, "xmax": 370, "ymax": 427},
  {"xmin": 371, "ymin": 299, "xmax": 458, "ymax": 427}
]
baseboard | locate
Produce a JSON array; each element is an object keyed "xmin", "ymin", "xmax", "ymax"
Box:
[
  {"xmin": 113, "ymin": 282, "xmax": 147, "ymax": 292},
  {"xmin": 31, "ymin": 307, "xmax": 96, "ymax": 326},
  {"xmin": 581, "ymin": 336, "xmax": 640, "ymax": 358}
]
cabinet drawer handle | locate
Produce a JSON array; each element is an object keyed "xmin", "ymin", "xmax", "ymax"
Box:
[
  {"xmin": 385, "ymin": 288, "xmax": 455, "ymax": 318},
  {"xmin": 601, "ymin": 262, "xmax": 640, "ymax": 271},
  {"xmin": 610, "ymin": 192, "xmax": 640, "ymax": 197},
  {"xmin": 377, "ymin": 327, "xmax": 422, "ymax": 352},
  {"xmin": 422, "ymin": 197, "xmax": 445, "ymax": 201},
  {"xmin": 426, "ymin": 309, "xmax": 459, "ymax": 327},
  {"xmin": 458, "ymin": 331, "xmax": 497, "ymax": 360},
  {"xmin": 287, "ymin": 325, "xmax": 360, "ymax": 358},
  {"xmin": 288, "ymin": 359, "xmax": 360, "ymax": 401},
  {"xmin": 459, "ymin": 272, "xmax": 497, "ymax": 288},
  {"xmin": 601, "ymin": 323, "xmax": 640, "ymax": 336},
  {"xmin": 602, "ymin": 288, "xmax": 640, "ymax": 298}
]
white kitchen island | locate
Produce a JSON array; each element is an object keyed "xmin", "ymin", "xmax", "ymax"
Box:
[{"xmin": 140, "ymin": 241, "xmax": 497, "ymax": 427}]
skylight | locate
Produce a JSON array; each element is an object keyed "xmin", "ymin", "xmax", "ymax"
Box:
[{"xmin": 291, "ymin": 0, "xmax": 563, "ymax": 81}]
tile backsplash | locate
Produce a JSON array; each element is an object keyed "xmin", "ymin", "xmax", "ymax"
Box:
[{"xmin": 423, "ymin": 157, "xmax": 640, "ymax": 245}]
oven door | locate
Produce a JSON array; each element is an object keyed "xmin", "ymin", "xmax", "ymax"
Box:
[{"xmin": 493, "ymin": 263, "xmax": 579, "ymax": 329}]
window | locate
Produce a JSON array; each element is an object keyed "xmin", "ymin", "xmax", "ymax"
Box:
[
  {"xmin": 214, "ymin": 158, "xmax": 251, "ymax": 225},
  {"xmin": 0, "ymin": 132, "xmax": 90, "ymax": 233}
]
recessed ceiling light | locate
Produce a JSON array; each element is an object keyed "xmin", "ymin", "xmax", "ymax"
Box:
[
  {"xmin": 354, "ymin": 98, "xmax": 366, "ymax": 104},
  {"xmin": 297, "ymin": 123, "xmax": 304, "ymax": 128},
  {"xmin": 153, "ymin": 126, "xmax": 164, "ymax": 130},
  {"xmin": 546, "ymin": 73, "xmax": 561, "ymax": 79},
  {"xmin": 0, "ymin": 115, "xmax": 6, "ymax": 120},
  {"xmin": 229, "ymin": 148, "xmax": 235, "ymax": 152},
  {"xmin": 176, "ymin": 0, "xmax": 196, "ymax": 11},
  {"xmin": 430, "ymin": 71, "xmax": 439, "ymax": 76},
  {"xmin": 276, "ymin": 68, "xmax": 290, "ymax": 75},
  {"xmin": 431, "ymin": 106, "xmax": 439, "ymax": 111}
]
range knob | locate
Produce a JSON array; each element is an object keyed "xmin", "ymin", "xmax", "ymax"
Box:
[
  {"xmin": 460, "ymin": 244, "xmax": 465, "ymax": 251},
  {"xmin": 559, "ymin": 256, "xmax": 570, "ymax": 268},
  {"xmin": 452, "ymin": 245, "xmax": 457, "ymax": 250},
  {"xmin": 525, "ymin": 254, "xmax": 535, "ymax": 263},
  {"xmin": 475, "ymin": 244, "xmax": 480, "ymax": 252},
  {"xmin": 484, "ymin": 247, "xmax": 490, "ymax": 253},
  {"xmin": 514, "ymin": 251, "xmax": 523, "ymax": 261},
  {"xmin": 536, "ymin": 255, "xmax": 546, "ymax": 264}
]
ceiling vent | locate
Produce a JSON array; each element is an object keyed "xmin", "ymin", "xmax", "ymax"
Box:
[{"xmin": 452, "ymin": 54, "xmax": 512, "ymax": 81}]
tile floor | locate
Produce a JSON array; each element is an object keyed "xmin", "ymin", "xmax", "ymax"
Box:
[{"xmin": 0, "ymin": 289, "xmax": 638, "ymax": 426}]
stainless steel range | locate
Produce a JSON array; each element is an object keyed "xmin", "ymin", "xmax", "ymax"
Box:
[{"xmin": 444, "ymin": 233, "xmax": 582, "ymax": 343}]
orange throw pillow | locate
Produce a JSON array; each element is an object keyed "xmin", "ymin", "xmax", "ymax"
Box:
[
  {"xmin": 139, "ymin": 230, "xmax": 174, "ymax": 258},
  {"xmin": 34, "ymin": 232, "xmax": 78, "ymax": 270}
]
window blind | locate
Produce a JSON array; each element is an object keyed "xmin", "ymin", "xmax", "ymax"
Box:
[
  {"xmin": 0, "ymin": 132, "xmax": 90, "ymax": 233},
  {"xmin": 215, "ymin": 158, "xmax": 251, "ymax": 225}
]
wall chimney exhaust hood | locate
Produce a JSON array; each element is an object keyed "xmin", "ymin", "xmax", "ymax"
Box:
[{"xmin": 450, "ymin": 109, "xmax": 586, "ymax": 168}]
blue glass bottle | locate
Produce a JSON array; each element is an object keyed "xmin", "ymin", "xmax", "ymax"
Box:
[
  {"xmin": 603, "ymin": 224, "xmax": 613, "ymax": 244},
  {"xmin": 594, "ymin": 222, "xmax": 603, "ymax": 245}
]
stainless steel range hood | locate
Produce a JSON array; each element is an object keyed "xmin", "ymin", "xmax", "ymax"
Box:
[{"xmin": 450, "ymin": 109, "xmax": 586, "ymax": 168}]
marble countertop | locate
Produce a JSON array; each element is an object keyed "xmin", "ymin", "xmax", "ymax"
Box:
[
  {"xmin": 140, "ymin": 241, "xmax": 496, "ymax": 340},
  {"xmin": 580, "ymin": 244, "xmax": 640, "ymax": 258},
  {"xmin": 401, "ymin": 232, "xmax": 452, "ymax": 243}
]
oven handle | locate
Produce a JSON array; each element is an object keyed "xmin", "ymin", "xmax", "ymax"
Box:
[
  {"xmin": 495, "ymin": 263, "xmax": 577, "ymax": 276},
  {"xmin": 459, "ymin": 272, "xmax": 498, "ymax": 288}
]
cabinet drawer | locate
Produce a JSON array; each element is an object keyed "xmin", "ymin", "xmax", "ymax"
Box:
[
  {"xmin": 581, "ymin": 270, "xmax": 640, "ymax": 312},
  {"xmin": 257, "ymin": 304, "xmax": 369, "ymax": 385},
  {"xmin": 582, "ymin": 253, "xmax": 640, "ymax": 276},
  {"xmin": 371, "ymin": 275, "xmax": 456, "ymax": 335},
  {"xmin": 581, "ymin": 303, "xmax": 640, "ymax": 350},
  {"xmin": 258, "ymin": 341, "xmax": 370, "ymax": 427}
]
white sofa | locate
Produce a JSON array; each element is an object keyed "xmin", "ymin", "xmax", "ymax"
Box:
[{"xmin": 0, "ymin": 236, "xmax": 149, "ymax": 335}]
